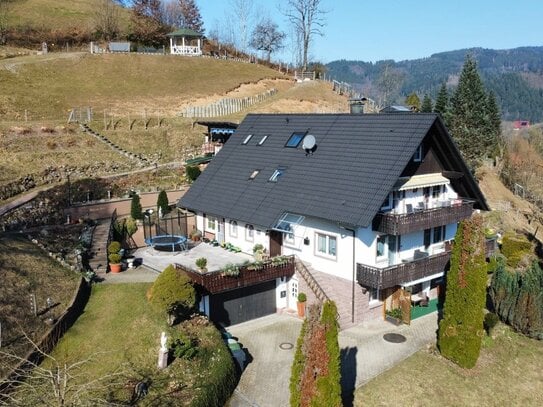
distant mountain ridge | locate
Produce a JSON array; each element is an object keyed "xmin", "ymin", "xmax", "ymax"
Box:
[{"xmin": 326, "ymin": 46, "xmax": 543, "ymax": 122}]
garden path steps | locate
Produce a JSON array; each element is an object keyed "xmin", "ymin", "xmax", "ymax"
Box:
[
  {"xmin": 296, "ymin": 260, "xmax": 378, "ymax": 330},
  {"xmin": 79, "ymin": 123, "xmax": 150, "ymax": 167},
  {"xmin": 88, "ymin": 220, "xmax": 109, "ymax": 276}
]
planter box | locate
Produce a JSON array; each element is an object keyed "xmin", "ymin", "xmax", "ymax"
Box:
[{"xmin": 385, "ymin": 315, "xmax": 403, "ymax": 326}]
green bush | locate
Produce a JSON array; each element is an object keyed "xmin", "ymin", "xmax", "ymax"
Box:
[
  {"xmin": 438, "ymin": 216, "xmax": 487, "ymax": 368},
  {"xmin": 157, "ymin": 190, "xmax": 169, "ymax": 216},
  {"xmin": 490, "ymin": 257, "xmax": 543, "ymax": 339},
  {"xmin": 108, "ymin": 253, "xmax": 122, "ymax": 264},
  {"xmin": 484, "ymin": 312, "xmax": 499, "ymax": 335},
  {"xmin": 501, "ymin": 232, "xmax": 533, "ymax": 268},
  {"xmin": 289, "ymin": 319, "xmax": 308, "ymax": 407},
  {"xmin": 297, "ymin": 292, "xmax": 307, "ymax": 303},
  {"xmin": 107, "ymin": 241, "xmax": 121, "ymax": 254},
  {"xmin": 169, "ymin": 331, "xmax": 198, "ymax": 360},
  {"xmin": 195, "ymin": 257, "xmax": 207, "ymax": 269},
  {"xmin": 130, "ymin": 193, "xmax": 143, "ymax": 220},
  {"xmin": 148, "ymin": 265, "xmax": 197, "ymax": 323},
  {"xmin": 125, "ymin": 217, "xmax": 137, "ymax": 237},
  {"xmin": 185, "ymin": 165, "xmax": 201, "ymax": 183},
  {"xmin": 252, "ymin": 243, "xmax": 264, "ymax": 253}
]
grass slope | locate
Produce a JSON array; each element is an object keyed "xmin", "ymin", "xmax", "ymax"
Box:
[
  {"xmin": 0, "ymin": 53, "xmax": 284, "ymax": 119},
  {"xmin": 355, "ymin": 325, "xmax": 543, "ymax": 406},
  {"xmin": 5, "ymin": 0, "xmax": 131, "ymax": 32},
  {"xmin": 0, "ymin": 234, "xmax": 80, "ymax": 376}
]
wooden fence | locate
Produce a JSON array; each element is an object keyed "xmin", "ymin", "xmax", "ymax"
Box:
[{"xmin": 179, "ymin": 89, "xmax": 277, "ymax": 118}]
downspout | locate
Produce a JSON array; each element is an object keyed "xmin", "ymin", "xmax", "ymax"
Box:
[{"xmin": 342, "ymin": 225, "xmax": 357, "ymax": 324}]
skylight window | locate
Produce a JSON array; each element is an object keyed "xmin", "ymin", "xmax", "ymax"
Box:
[
  {"xmin": 285, "ymin": 132, "xmax": 304, "ymax": 148},
  {"xmin": 258, "ymin": 135, "xmax": 268, "ymax": 145},
  {"xmin": 249, "ymin": 170, "xmax": 260, "ymax": 179},
  {"xmin": 242, "ymin": 134, "xmax": 253, "ymax": 144},
  {"xmin": 269, "ymin": 168, "xmax": 285, "ymax": 182}
]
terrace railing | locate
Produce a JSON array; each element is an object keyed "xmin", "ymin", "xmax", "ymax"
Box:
[
  {"xmin": 372, "ymin": 199, "xmax": 474, "ymax": 235},
  {"xmin": 176, "ymin": 255, "xmax": 295, "ymax": 294}
]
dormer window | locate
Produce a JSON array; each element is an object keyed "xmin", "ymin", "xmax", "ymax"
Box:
[
  {"xmin": 269, "ymin": 168, "xmax": 285, "ymax": 182},
  {"xmin": 242, "ymin": 134, "xmax": 253, "ymax": 144},
  {"xmin": 413, "ymin": 145, "xmax": 423, "ymax": 162},
  {"xmin": 285, "ymin": 132, "xmax": 304, "ymax": 148}
]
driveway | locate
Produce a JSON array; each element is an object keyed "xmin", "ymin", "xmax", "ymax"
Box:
[{"xmin": 226, "ymin": 312, "xmax": 438, "ymax": 407}]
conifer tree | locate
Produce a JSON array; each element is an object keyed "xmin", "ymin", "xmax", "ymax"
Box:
[
  {"xmin": 178, "ymin": 0, "xmax": 204, "ymax": 32},
  {"xmin": 438, "ymin": 215, "xmax": 487, "ymax": 368},
  {"xmin": 157, "ymin": 190, "xmax": 169, "ymax": 217},
  {"xmin": 434, "ymin": 82, "xmax": 450, "ymax": 123},
  {"xmin": 130, "ymin": 193, "xmax": 143, "ymax": 220},
  {"xmin": 485, "ymin": 90, "xmax": 502, "ymax": 155},
  {"xmin": 449, "ymin": 55, "xmax": 497, "ymax": 167},
  {"xmin": 421, "ymin": 94, "xmax": 433, "ymax": 112}
]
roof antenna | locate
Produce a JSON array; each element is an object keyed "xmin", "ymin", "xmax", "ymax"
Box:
[{"xmin": 285, "ymin": 117, "xmax": 289, "ymax": 123}]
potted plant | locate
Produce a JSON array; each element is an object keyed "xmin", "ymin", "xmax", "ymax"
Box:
[
  {"xmin": 297, "ymin": 292, "xmax": 307, "ymax": 317},
  {"xmin": 190, "ymin": 229, "xmax": 202, "ymax": 242},
  {"xmin": 221, "ymin": 263, "xmax": 240, "ymax": 277},
  {"xmin": 195, "ymin": 257, "xmax": 207, "ymax": 272},
  {"xmin": 108, "ymin": 241, "xmax": 122, "ymax": 273},
  {"xmin": 253, "ymin": 243, "xmax": 265, "ymax": 261},
  {"xmin": 385, "ymin": 308, "xmax": 403, "ymax": 326}
]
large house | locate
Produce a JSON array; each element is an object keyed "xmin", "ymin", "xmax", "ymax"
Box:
[{"xmin": 178, "ymin": 112, "xmax": 489, "ymax": 328}]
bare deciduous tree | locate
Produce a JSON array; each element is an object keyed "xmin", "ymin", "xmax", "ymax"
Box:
[
  {"xmin": 0, "ymin": 336, "xmax": 127, "ymax": 407},
  {"xmin": 282, "ymin": 0, "xmax": 328, "ymax": 71},
  {"xmin": 94, "ymin": 0, "xmax": 121, "ymax": 41},
  {"xmin": 250, "ymin": 18, "xmax": 285, "ymax": 62},
  {"xmin": 160, "ymin": 0, "xmax": 184, "ymax": 28},
  {"xmin": 230, "ymin": 0, "xmax": 254, "ymax": 53}
]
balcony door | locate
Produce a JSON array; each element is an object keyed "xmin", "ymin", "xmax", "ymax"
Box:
[{"xmin": 388, "ymin": 235, "xmax": 400, "ymax": 265}]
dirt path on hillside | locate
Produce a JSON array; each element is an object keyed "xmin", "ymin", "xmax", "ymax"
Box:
[
  {"xmin": 0, "ymin": 52, "xmax": 85, "ymax": 73},
  {"xmin": 478, "ymin": 166, "xmax": 543, "ymax": 240}
]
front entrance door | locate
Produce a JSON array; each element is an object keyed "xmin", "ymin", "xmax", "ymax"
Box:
[
  {"xmin": 217, "ymin": 219, "xmax": 225, "ymax": 244},
  {"xmin": 269, "ymin": 230, "xmax": 283, "ymax": 257}
]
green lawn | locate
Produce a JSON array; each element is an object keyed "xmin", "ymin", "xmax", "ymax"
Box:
[
  {"xmin": 355, "ymin": 325, "xmax": 543, "ymax": 406},
  {"xmin": 44, "ymin": 283, "xmax": 236, "ymax": 406}
]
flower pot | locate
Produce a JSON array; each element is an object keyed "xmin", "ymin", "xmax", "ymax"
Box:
[
  {"xmin": 385, "ymin": 315, "xmax": 402, "ymax": 326},
  {"xmin": 110, "ymin": 263, "xmax": 122, "ymax": 273},
  {"xmin": 297, "ymin": 301, "xmax": 306, "ymax": 318}
]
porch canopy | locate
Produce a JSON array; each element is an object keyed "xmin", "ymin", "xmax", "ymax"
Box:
[{"xmin": 167, "ymin": 28, "xmax": 203, "ymax": 56}]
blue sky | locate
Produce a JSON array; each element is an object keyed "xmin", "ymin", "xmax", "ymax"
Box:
[{"xmin": 197, "ymin": 0, "xmax": 542, "ymax": 63}]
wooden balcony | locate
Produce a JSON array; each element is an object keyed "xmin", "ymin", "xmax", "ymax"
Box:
[
  {"xmin": 176, "ymin": 255, "xmax": 295, "ymax": 294},
  {"xmin": 357, "ymin": 251, "xmax": 451, "ymax": 290},
  {"xmin": 372, "ymin": 199, "xmax": 474, "ymax": 235}
]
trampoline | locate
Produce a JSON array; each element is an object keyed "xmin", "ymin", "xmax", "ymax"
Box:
[{"xmin": 145, "ymin": 235, "xmax": 188, "ymax": 252}]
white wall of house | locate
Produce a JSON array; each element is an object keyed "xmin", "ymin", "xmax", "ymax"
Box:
[{"xmin": 281, "ymin": 216, "xmax": 355, "ymax": 281}]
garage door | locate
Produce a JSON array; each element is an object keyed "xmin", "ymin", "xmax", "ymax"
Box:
[{"xmin": 209, "ymin": 280, "xmax": 276, "ymax": 327}]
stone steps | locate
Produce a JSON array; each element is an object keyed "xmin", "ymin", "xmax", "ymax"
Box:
[{"xmin": 88, "ymin": 220, "xmax": 110, "ymax": 275}]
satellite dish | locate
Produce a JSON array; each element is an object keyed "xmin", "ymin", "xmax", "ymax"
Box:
[{"xmin": 302, "ymin": 134, "xmax": 316, "ymax": 151}]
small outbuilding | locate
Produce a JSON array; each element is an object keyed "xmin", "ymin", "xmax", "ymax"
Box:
[{"xmin": 167, "ymin": 28, "xmax": 203, "ymax": 56}]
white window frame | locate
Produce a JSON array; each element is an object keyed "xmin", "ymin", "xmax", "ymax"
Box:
[
  {"xmin": 229, "ymin": 220, "xmax": 238, "ymax": 238},
  {"xmin": 369, "ymin": 287, "xmax": 381, "ymax": 304},
  {"xmin": 315, "ymin": 232, "xmax": 337, "ymax": 259},
  {"xmin": 245, "ymin": 224, "xmax": 255, "ymax": 242},
  {"xmin": 376, "ymin": 235, "xmax": 387, "ymax": 260},
  {"xmin": 207, "ymin": 216, "xmax": 216, "ymax": 231},
  {"xmin": 283, "ymin": 226, "xmax": 295, "ymax": 245}
]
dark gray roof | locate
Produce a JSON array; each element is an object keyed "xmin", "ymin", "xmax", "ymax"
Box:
[{"xmin": 179, "ymin": 113, "xmax": 485, "ymax": 228}]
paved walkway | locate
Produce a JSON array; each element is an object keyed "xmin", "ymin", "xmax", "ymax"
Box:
[{"xmin": 226, "ymin": 312, "xmax": 438, "ymax": 407}]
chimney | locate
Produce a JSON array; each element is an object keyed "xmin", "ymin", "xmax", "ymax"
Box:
[{"xmin": 349, "ymin": 98, "xmax": 367, "ymax": 114}]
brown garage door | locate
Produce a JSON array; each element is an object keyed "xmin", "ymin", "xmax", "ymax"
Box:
[{"xmin": 209, "ymin": 280, "xmax": 276, "ymax": 327}]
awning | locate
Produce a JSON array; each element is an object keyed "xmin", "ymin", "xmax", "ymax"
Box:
[{"xmin": 394, "ymin": 173, "xmax": 450, "ymax": 191}]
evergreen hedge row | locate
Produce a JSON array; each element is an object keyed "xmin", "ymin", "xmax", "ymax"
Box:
[
  {"xmin": 489, "ymin": 256, "xmax": 543, "ymax": 339},
  {"xmin": 438, "ymin": 216, "xmax": 487, "ymax": 368}
]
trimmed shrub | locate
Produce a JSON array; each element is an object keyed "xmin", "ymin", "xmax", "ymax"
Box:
[
  {"xmin": 297, "ymin": 292, "xmax": 307, "ymax": 303},
  {"xmin": 289, "ymin": 301, "xmax": 341, "ymax": 407},
  {"xmin": 157, "ymin": 190, "xmax": 169, "ymax": 216},
  {"xmin": 125, "ymin": 217, "xmax": 137, "ymax": 237},
  {"xmin": 169, "ymin": 331, "xmax": 198, "ymax": 360},
  {"xmin": 107, "ymin": 241, "xmax": 121, "ymax": 254},
  {"xmin": 185, "ymin": 165, "xmax": 201, "ymax": 183},
  {"xmin": 108, "ymin": 253, "xmax": 122, "ymax": 264},
  {"xmin": 438, "ymin": 216, "xmax": 487, "ymax": 368},
  {"xmin": 490, "ymin": 257, "xmax": 543, "ymax": 339},
  {"xmin": 130, "ymin": 193, "xmax": 143, "ymax": 220},
  {"xmin": 148, "ymin": 265, "xmax": 197, "ymax": 324}
]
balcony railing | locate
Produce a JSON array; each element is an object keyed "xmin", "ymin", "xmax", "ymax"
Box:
[
  {"xmin": 176, "ymin": 255, "xmax": 295, "ymax": 294},
  {"xmin": 372, "ymin": 199, "xmax": 474, "ymax": 235},
  {"xmin": 357, "ymin": 250, "xmax": 451, "ymax": 290}
]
